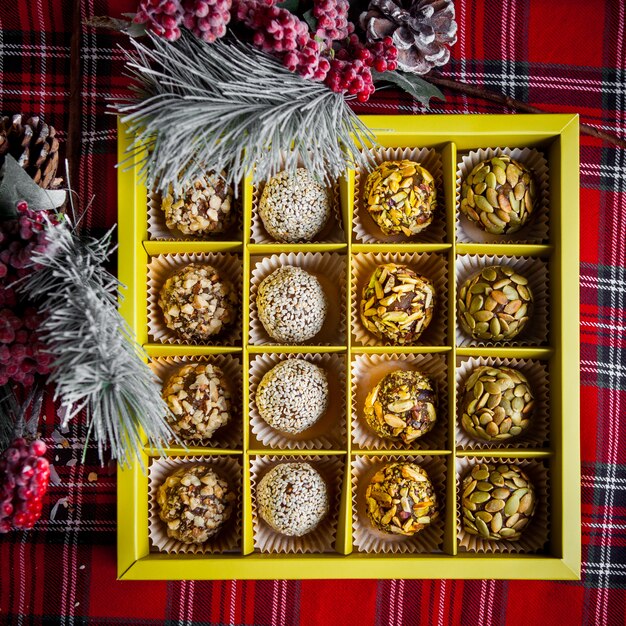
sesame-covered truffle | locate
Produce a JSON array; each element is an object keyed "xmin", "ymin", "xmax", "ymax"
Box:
[
  {"xmin": 256, "ymin": 266, "xmax": 328, "ymax": 343},
  {"xmin": 162, "ymin": 172, "xmax": 235, "ymax": 236},
  {"xmin": 259, "ymin": 168, "xmax": 331, "ymax": 243},
  {"xmin": 257, "ymin": 463, "xmax": 328, "ymax": 536},
  {"xmin": 256, "ymin": 359, "xmax": 329, "ymax": 435},
  {"xmin": 364, "ymin": 370, "xmax": 437, "ymax": 443},
  {"xmin": 157, "ymin": 465, "xmax": 235, "ymax": 544},
  {"xmin": 360, "ymin": 263, "xmax": 435, "ymax": 345},
  {"xmin": 365, "ymin": 462, "xmax": 438, "ymax": 535},
  {"xmin": 162, "ymin": 363, "xmax": 233, "ymax": 443},
  {"xmin": 158, "ymin": 263, "xmax": 238, "ymax": 341},
  {"xmin": 363, "ymin": 160, "xmax": 437, "ymax": 237}
]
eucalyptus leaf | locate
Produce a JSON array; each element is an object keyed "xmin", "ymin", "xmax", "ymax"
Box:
[
  {"xmin": 302, "ymin": 8, "xmax": 318, "ymax": 33},
  {"xmin": 372, "ymin": 71, "xmax": 446, "ymax": 108},
  {"xmin": 276, "ymin": 0, "xmax": 300, "ymax": 12}
]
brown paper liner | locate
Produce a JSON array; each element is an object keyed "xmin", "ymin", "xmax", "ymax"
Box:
[
  {"xmin": 250, "ymin": 455, "xmax": 343, "ymax": 553},
  {"xmin": 147, "ymin": 253, "xmax": 243, "ymax": 346},
  {"xmin": 149, "ymin": 455, "xmax": 242, "ymax": 554},
  {"xmin": 353, "ymin": 146, "xmax": 445, "ymax": 244},
  {"xmin": 352, "ymin": 454, "xmax": 446, "ymax": 553},
  {"xmin": 150, "ymin": 355, "xmax": 243, "ymax": 449},
  {"xmin": 351, "ymin": 252, "xmax": 448, "ymax": 347},
  {"xmin": 456, "ymin": 147, "xmax": 549, "ymax": 244},
  {"xmin": 351, "ymin": 353, "xmax": 448, "ymax": 451},
  {"xmin": 249, "ymin": 252, "xmax": 347, "ymax": 346},
  {"xmin": 455, "ymin": 254, "xmax": 549, "ymax": 347},
  {"xmin": 456, "ymin": 456, "xmax": 550, "ymax": 554},
  {"xmin": 249, "ymin": 353, "xmax": 346, "ymax": 450},
  {"xmin": 455, "ymin": 357, "xmax": 549, "ymax": 450}
]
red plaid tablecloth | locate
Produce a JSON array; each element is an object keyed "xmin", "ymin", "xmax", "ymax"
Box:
[{"xmin": 1, "ymin": 1, "xmax": 624, "ymax": 624}]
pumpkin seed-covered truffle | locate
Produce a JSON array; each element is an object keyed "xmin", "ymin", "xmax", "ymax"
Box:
[
  {"xmin": 360, "ymin": 263, "xmax": 435, "ymax": 345},
  {"xmin": 460, "ymin": 155, "xmax": 537, "ymax": 235},
  {"xmin": 364, "ymin": 370, "xmax": 437, "ymax": 443},
  {"xmin": 457, "ymin": 265, "xmax": 533, "ymax": 342},
  {"xmin": 363, "ymin": 160, "xmax": 437, "ymax": 237},
  {"xmin": 365, "ymin": 462, "xmax": 438, "ymax": 535},
  {"xmin": 461, "ymin": 462, "xmax": 537, "ymax": 541}
]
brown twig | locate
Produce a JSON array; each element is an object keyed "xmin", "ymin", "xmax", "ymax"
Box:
[{"xmin": 428, "ymin": 75, "xmax": 626, "ymax": 149}]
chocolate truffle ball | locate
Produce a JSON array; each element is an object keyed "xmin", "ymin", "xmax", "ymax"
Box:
[
  {"xmin": 364, "ymin": 370, "xmax": 437, "ymax": 444},
  {"xmin": 257, "ymin": 463, "xmax": 328, "ymax": 536},
  {"xmin": 256, "ymin": 266, "xmax": 328, "ymax": 343},
  {"xmin": 162, "ymin": 172, "xmax": 235, "ymax": 236},
  {"xmin": 457, "ymin": 265, "xmax": 533, "ymax": 342},
  {"xmin": 259, "ymin": 168, "xmax": 331, "ymax": 243},
  {"xmin": 363, "ymin": 160, "xmax": 436, "ymax": 237},
  {"xmin": 360, "ymin": 263, "xmax": 435, "ymax": 345},
  {"xmin": 365, "ymin": 462, "xmax": 438, "ymax": 535},
  {"xmin": 461, "ymin": 462, "xmax": 536, "ymax": 541},
  {"xmin": 256, "ymin": 359, "xmax": 329, "ymax": 435},
  {"xmin": 158, "ymin": 263, "xmax": 238, "ymax": 341},
  {"xmin": 461, "ymin": 365, "xmax": 534, "ymax": 442},
  {"xmin": 460, "ymin": 155, "xmax": 537, "ymax": 235},
  {"xmin": 162, "ymin": 363, "xmax": 233, "ymax": 443},
  {"xmin": 157, "ymin": 465, "xmax": 235, "ymax": 544}
]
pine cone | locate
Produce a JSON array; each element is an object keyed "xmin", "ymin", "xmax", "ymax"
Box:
[
  {"xmin": 0, "ymin": 114, "xmax": 63, "ymax": 190},
  {"xmin": 360, "ymin": 0, "xmax": 457, "ymax": 74}
]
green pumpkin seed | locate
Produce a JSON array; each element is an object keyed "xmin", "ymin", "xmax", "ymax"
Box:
[
  {"xmin": 485, "ymin": 172, "xmax": 497, "ymax": 189},
  {"xmin": 491, "ymin": 512, "xmax": 503, "ymax": 533},
  {"xmin": 475, "ymin": 195, "xmax": 494, "ymax": 213},
  {"xmin": 490, "ymin": 317, "xmax": 502, "ymax": 337},
  {"xmin": 469, "ymin": 491, "xmax": 490, "ymax": 504},
  {"xmin": 476, "ymin": 517, "xmax": 490, "ymax": 537},
  {"xmin": 498, "ymin": 527, "xmax": 517, "ymax": 538},
  {"xmin": 474, "ymin": 310, "xmax": 494, "ymax": 323},
  {"xmin": 485, "ymin": 499, "xmax": 505, "ymax": 513},
  {"xmin": 476, "ymin": 510, "xmax": 493, "ymax": 523}
]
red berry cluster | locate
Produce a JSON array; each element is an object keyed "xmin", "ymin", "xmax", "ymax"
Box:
[
  {"xmin": 135, "ymin": 0, "xmax": 184, "ymax": 41},
  {"xmin": 312, "ymin": 0, "xmax": 351, "ymax": 44},
  {"xmin": 0, "ymin": 438, "xmax": 50, "ymax": 532},
  {"xmin": 283, "ymin": 38, "xmax": 330, "ymax": 80}
]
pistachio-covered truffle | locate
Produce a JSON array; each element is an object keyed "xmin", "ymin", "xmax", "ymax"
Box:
[
  {"xmin": 259, "ymin": 168, "xmax": 331, "ymax": 243},
  {"xmin": 256, "ymin": 359, "xmax": 329, "ymax": 435},
  {"xmin": 257, "ymin": 463, "xmax": 328, "ymax": 536},
  {"xmin": 461, "ymin": 462, "xmax": 537, "ymax": 541},
  {"xmin": 363, "ymin": 160, "xmax": 436, "ymax": 237},
  {"xmin": 360, "ymin": 263, "xmax": 435, "ymax": 345},
  {"xmin": 157, "ymin": 465, "xmax": 235, "ymax": 544},
  {"xmin": 460, "ymin": 155, "xmax": 537, "ymax": 235},
  {"xmin": 364, "ymin": 370, "xmax": 437, "ymax": 443},
  {"xmin": 256, "ymin": 266, "xmax": 328, "ymax": 343},
  {"xmin": 365, "ymin": 462, "xmax": 438, "ymax": 535},
  {"xmin": 461, "ymin": 365, "xmax": 534, "ymax": 442},
  {"xmin": 158, "ymin": 263, "xmax": 238, "ymax": 341},
  {"xmin": 457, "ymin": 265, "xmax": 533, "ymax": 342}
]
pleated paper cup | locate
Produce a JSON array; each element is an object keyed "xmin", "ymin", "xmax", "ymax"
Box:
[
  {"xmin": 456, "ymin": 457, "xmax": 549, "ymax": 554},
  {"xmin": 149, "ymin": 455, "xmax": 241, "ymax": 554},
  {"xmin": 150, "ymin": 355, "xmax": 243, "ymax": 449},
  {"xmin": 250, "ymin": 455, "xmax": 343, "ymax": 553},
  {"xmin": 352, "ymin": 454, "xmax": 446, "ymax": 553},
  {"xmin": 351, "ymin": 353, "xmax": 448, "ymax": 451},
  {"xmin": 353, "ymin": 146, "xmax": 445, "ymax": 244},
  {"xmin": 249, "ymin": 353, "xmax": 346, "ymax": 450},
  {"xmin": 455, "ymin": 254, "xmax": 549, "ymax": 347},
  {"xmin": 456, "ymin": 147, "xmax": 549, "ymax": 244},
  {"xmin": 147, "ymin": 253, "xmax": 243, "ymax": 346},
  {"xmin": 351, "ymin": 252, "xmax": 448, "ymax": 347},
  {"xmin": 455, "ymin": 357, "xmax": 550, "ymax": 450},
  {"xmin": 249, "ymin": 252, "xmax": 347, "ymax": 346}
]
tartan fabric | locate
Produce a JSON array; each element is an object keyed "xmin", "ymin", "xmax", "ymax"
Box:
[{"xmin": 0, "ymin": 0, "xmax": 625, "ymax": 623}]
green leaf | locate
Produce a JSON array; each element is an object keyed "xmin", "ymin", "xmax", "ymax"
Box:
[
  {"xmin": 372, "ymin": 71, "xmax": 446, "ymax": 108},
  {"xmin": 302, "ymin": 8, "xmax": 318, "ymax": 33},
  {"xmin": 276, "ymin": 0, "xmax": 300, "ymax": 12}
]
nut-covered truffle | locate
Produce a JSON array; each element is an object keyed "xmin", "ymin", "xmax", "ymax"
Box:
[
  {"xmin": 162, "ymin": 363, "xmax": 233, "ymax": 443},
  {"xmin": 365, "ymin": 462, "xmax": 438, "ymax": 535},
  {"xmin": 364, "ymin": 370, "xmax": 437, "ymax": 443},
  {"xmin": 256, "ymin": 266, "xmax": 328, "ymax": 343},
  {"xmin": 363, "ymin": 160, "xmax": 436, "ymax": 237},
  {"xmin": 360, "ymin": 263, "xmax": 435, "ymax": 345},
  {"xmin": 157, "ymin": 465, "xmax": 235, "ymax": 544},
  {"xmin": 461, "ymin": 365, "xmax": 534, "ymax": 442},
  {"xmin": 256, "ymin": 359, "xmax": 329, "ymax": 435},
  {"xmin": 457, "ymin": 265, "xmax": 533, "ymax": 342},
  {"xmin": 158, "ymin": 263, "xmax": 238, "ymax": 341},
  {"xmin": 257, "ymin": 463, "xmax": 328, "ymax": 536},
  {"xmin": 460, "ymin": 155, "xmax": 537, "ymax": 235},
  {"xmin": 162, "ymin": 172, "xmax": 235, "ymax": 236},
  {"xmin": 461, "ymin": 462, "xmax": 537, "ymax": 541},
  {"xmin": 259, "ymin": 168, "xmax": 331, "ymax": 243}
]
